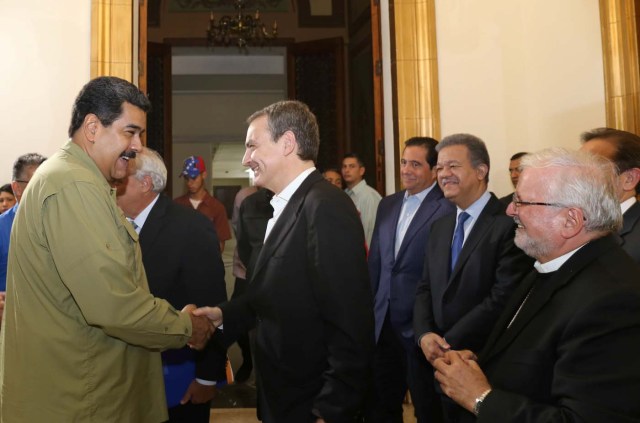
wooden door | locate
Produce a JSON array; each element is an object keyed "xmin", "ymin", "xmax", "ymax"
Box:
[
  {"xmin": 287, "ymin": 37, "xmax": 346, "ymax": 173},
  {"xmin": 146, "ymin": 41, "xmax": 174, "ymax": 196}
]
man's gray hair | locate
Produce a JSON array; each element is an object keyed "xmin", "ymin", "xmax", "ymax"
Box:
[
  {"xmin": 436, "ymin": 133, "xmax": 491, "ymax": 182},
  {"xmin": 520, "ymin": 148, "xmax": 622, "ymax": 233},
  {"xmin": 133, "ymin": 147, "xmax": 167, "ymax": 193}
]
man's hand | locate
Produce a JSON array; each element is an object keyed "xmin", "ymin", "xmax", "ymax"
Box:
[
  {"xmin": 182, "ymin": 304, "xmax": 214, "ymax": 350},
  {"xmin": 180, "ymin": 380, "xmax": 217, "ymax": 405},
  {"xmin": 419, "ymin": 332, "xmax": 451, "ymax": 364},
  {"xmin": 433, "ymin": 350, "xmax": 491, "ymax": 412},
  {"xmin": 192, "ymin": 306, "xmax": 223, "ymax": 328}
]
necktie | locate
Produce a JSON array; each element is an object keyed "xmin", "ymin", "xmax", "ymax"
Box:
[
  {"xmin": 450, "ymin": 211, "xmax": 470, "ymax": 272},
  {"xmin": 127, "ymin": 218, "xmax": 139, "ymax": 232}
]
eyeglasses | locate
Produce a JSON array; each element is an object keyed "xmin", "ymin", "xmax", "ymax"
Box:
[{"xmin": 511, "ymin": 194, "xmax": 565, "ymax": 210}]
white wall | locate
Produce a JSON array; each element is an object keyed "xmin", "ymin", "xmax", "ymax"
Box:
[
  {"xmin": 0, "ymin": 1, "xmax": 91, "ymax": 182},
  {"xmin": 435, "ymin": 0, "xmax": 606, "ymax": 197}
]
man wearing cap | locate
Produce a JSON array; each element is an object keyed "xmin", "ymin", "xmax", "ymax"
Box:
[{"xmin": 175, "ymin": 155, "xmax": 231, "ymax": 252}]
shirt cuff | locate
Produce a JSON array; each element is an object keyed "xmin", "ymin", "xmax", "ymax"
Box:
[{"xmin": 196, "ymin": 378, "xmax": 217, "ymax": 386}]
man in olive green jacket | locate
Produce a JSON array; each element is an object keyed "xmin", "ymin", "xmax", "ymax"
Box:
[{"xmin": 0, "ymin": 77, "xmax": 213, "ymax": 422}]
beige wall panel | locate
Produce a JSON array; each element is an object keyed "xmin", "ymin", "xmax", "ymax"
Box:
[{"xmin": 435, "ymin": 0, "xmax": 605, "ymax": 198}]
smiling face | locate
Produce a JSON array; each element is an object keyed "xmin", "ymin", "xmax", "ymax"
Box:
[
  {"xmin": 401, "ymin": 145, "xmax": 436, "ymax": 195},
  {"xmin": 436, "ymin": 144, "xmax": 488, "ymax": 209},
  {"xmin": 506, "ymin": 168, "xmax": 567, "ymax": 262},
  {"xmin": 242, "ymin": 115, "xmax": 285, "ymax": 192},
  {"xmin": 87, "ymin": 102, "xmax": 146, "ymax": 182}
]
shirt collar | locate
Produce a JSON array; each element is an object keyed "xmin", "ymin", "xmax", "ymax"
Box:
[
  {"xmin": 456, "ymin": 190, "xmax": 491, "ymax": 221},
  {"xmin": 270, "ymin": 167, "xmax": 315, "ymax": 212},
  {"xmin": 533, "ymin": 242, "xmax": 586, "ymax": 273},
  {"xmin": 404, "ymin": 181, "xmax": 436, "ymax": 203},
  {"xmin": 63, "ymin": 140, "xmax": 113, "ymax": 193},
  {"xmin": 346, "ymin": 179, "xmax": 367, "ymax": 196},
  {"xmin": 132, "ymin": 194, "xmax": 160, "ymax": 231},
  {"xmin": 621, "ymin": 196, "xmax": 637, "ymax": 214}
]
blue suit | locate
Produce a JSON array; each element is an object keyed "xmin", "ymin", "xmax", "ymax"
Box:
[
  {"xmin": 0, "ymin": 205, "xmax": 18, "ymax": 291},
  {"xmin": 368, "ymin": 184, "xmax": 454, "ymax": 422}
]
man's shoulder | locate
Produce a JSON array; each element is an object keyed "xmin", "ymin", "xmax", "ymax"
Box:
[
  {"xmin": 361, "ymin": 181, "xmax": 382, "ymax": 199},
  {"xmin": 155, "ymin": 195, "xmax": 211, "ymax": 227}
]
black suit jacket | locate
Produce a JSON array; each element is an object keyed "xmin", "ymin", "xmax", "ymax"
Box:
[
  {"xmin": 473, "ymin": 235, "xmax": 640, "ymax": 422},
  {"xmin": 620, "ymin": 200, "xmax": 640, "ymax": 263},
  {"xmin": 221, "ymin": 170, "xmax": 374, "ymax": 423},
  {"xmin": 414, "ymin": 194, "xmax": 533, "ymax": 352},
  {"xmin": 369, "ymin": 184, "xmax": 455, "ymax": 342},
  {"xmin": 236, "ymin": 188, "xmax": 273, "ymax": 280},
  {"xmin": 140, "ymin": 194, "xmax": 228, "ymax": 381}
]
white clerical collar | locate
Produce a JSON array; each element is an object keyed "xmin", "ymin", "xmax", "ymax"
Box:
[
  {"xmin": 533, "ymin": 243, "xmax": 587, "ymax": 273},
  {"xmin": 621, "ymin": 196, "xmax": 637, "ymax": 215}
]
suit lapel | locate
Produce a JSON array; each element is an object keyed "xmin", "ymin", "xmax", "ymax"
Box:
[
  {"xmin": 138, "ymin": 194, "xmax": 168, "ymax": 251},
  {"xmin": 621, "ymin": 201, "xmax": 640, "ymax": 237},
  {"xmin": 396, "ymin": 187, "xmax": 444, "ymax": 260},
  {"xmin": 449, "ymin": 195, "xmax": 501, "ymax": 281},
  {"xmin": 251, "ymin": 171, "xmax": 321, "ymax": 280},
  {"xmin": 481, "ymin": 235, "xmax": 617, "ymax": 363},
  {"xmin": 383, "ymin": 193, "xmax": 403, "ymax": 261}
]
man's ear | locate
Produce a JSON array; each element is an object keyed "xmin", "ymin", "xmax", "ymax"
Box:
[
  {"xmin": 83, "ymin": 114, "xmax": 99, "ymax": 143},
  {"xmin": 561, "ymin": 207, "xmax": 585, "ymax": 239},
  {"xmin": 281, "ymin": 131, "xmax": 297, "ymax": 156},
  {"xmin": 621, "ymin": 167, "xmax": 640, "ymax": 193},
  {"xmin": 476, "ymin": 164, "xmax": 489, "ymax": 181}
]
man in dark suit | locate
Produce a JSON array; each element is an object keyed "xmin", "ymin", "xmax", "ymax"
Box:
[
  {"xmin": 195, "ymin": 100, "xmax": 374, "ymax": 422},
  {"xmin": 413, "ymin": 133, "xmax": 533, "ymax": 422},
  {"xmin": 229, "ymin": 186, "xmax": 274, "ymax": 383},
  {"xmin": 498, "ymin": 152, "xmax": 528, "ymax": 207},
  {"xmin": 116, "ymin": 147, "xmax": 228, "ymax": 422},
  {"xmin": 580, "ymin": 127, "xmax": 640, "ymax": 263},
  {"xmin": 433, "ymin": 148, "xmax": 640, "ymax": 422},
  {"xmin": 368, "ymin": 137, "xmax": 454, "ymax": 422}
]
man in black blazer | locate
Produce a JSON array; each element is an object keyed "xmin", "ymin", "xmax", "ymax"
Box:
[
  {"xmin": 368, "ymin": 137, "xmax": 454, "ymax": 422},
  {"xmin": 116, "ymin": 147, "xmax": 228, "ymax": 422},
  {"xmin": 580, "ymin": 127, "xmax": 640, "ymax": 263},
  {"xmin": 196, "ymin": 101, "xmax": 374, "ymax": 422},
  {"xmin": 433, "ymin": 148, "xmax": 640, "ymax": 422},
  {"xmin": 498, "ymin": 152, "xmax": 528, "ymax": 207},
  {"xmin": 413, "ymin": 133, "xmax": 532, "ymax": 421}
]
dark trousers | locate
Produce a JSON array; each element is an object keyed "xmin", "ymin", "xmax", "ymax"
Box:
[
  {"xmin": 368, "ymin": 313, "xmax": 442, "ymax": 423},
  {"xmin": 167, "ymin": 401, "xmax": 211, "ymax": 423}
]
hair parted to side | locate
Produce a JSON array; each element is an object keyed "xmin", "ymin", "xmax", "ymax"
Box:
[
  {"xmin": 12, "ymin": 153, "xmax": 47, "ymax": 181},
  {"xmin": 68, "ymin": 76, "xmax": 151, "ymax": 138},
  {"xmin": 246, "ymin": 100, "xmax": 320, "ymax": 162},
  {"xmin": 405, "ymin": 137, "xmax": 439, "ymax": 168},
  {"xmin": 132, "ymin": 147, "xmax": 167, "ymax": 193},
  {"xmin": 510, "ymin": 152, "xmax": 529, "ymax": 161},
  {"xmin": 436, "ymin": 133, "xmax": 490, "ymax": 182},
  {"xmin": 580, "ymin": 127, "xmax": 640, "ymax": 174},
  {"xmin": 520, "ymin": 147, "xmax": 622, "ymax": 234}
]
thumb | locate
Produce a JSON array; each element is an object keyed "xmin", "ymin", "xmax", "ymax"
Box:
[{"xmin": 180, "ymin": 388, "xmax": 192, "ymax": 405}]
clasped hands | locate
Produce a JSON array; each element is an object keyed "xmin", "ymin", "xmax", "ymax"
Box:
[
  {"xmin": 180, "ymin": 305, "xmax": 224, "ymax": 350},
  {"xmin": 420, "ymin": 333, "xmax": 491, "ymax": 413}
]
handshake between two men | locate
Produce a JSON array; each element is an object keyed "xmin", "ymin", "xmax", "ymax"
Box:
[{"xmin": 181, "ymin": 304, "xmax": 223, "ymax": 350}]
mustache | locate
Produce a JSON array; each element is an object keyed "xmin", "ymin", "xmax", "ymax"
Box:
[{"xmin": 120, "ymin": 150, "xmax": 137, "ymax": 160}]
